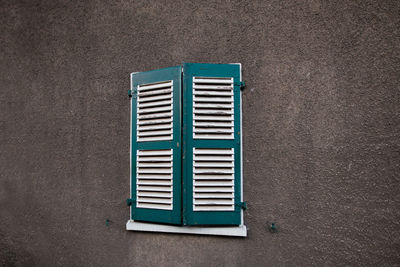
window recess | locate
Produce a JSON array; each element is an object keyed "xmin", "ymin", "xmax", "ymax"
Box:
[{"xmin": 127, "ymin": 63, "xmax": 246, "ymax": 237}]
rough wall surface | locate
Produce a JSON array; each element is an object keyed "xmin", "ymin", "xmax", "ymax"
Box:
[{"xmin": 1, "ymin": 0, "xmax": 399, "ymax": 266}]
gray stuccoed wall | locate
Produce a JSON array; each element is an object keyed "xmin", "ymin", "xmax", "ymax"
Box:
[{"xmin": 1, "ymin": 1, "xmax": 399, "ymax": 266}]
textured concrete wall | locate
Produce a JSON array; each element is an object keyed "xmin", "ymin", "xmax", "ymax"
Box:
[{"xmin": 1, "ymin": 0, "xmax": 399, "ymax": 266}]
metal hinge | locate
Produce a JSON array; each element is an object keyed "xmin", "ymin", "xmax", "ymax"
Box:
[
  {"xmin": 235, "ymin": 201, "xmax": 247, "ymax": 210},
  {"xmin": 126, "ymin": 198, "xmax": 135, "ymax": 206},
  {"xmin": 128, "ymin": 89, "xmax": 133, "ymax": 98},
  {"xmin": 234, "ymin": 81, "xmax": 246, "ymax": 90}
]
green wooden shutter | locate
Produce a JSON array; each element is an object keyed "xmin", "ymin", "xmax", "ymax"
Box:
[
  {"xmin": 182, "ymin": 63, "xmax": 242, "ymax": 226},
  {"xmin": 131, "ymin": 66, "xmax": 182, "ymax": 225}
]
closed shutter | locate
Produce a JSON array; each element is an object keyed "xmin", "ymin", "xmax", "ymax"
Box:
[
  {"xmin": 131, "ymin": 66, "xmax": 182, "ymax": 225},
  {"xmin": 182, "ymin": 63, "xmax": 242, "ymax": 226}
]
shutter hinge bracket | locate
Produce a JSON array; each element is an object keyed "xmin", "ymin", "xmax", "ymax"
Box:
[
  {"xmin": 126, "ymin": 198, "xmax": 136, "ymax": 206},
  {"xmin": 236, "ymin": 201, "xmax": 247, "ymax": 210},
  {"xmin": 128, "ymin": 89, "xmax": 133, "ymax": 98},
  {"xmin": 234, "ymin": 81, "xmax": 246, "ymax": 90}
]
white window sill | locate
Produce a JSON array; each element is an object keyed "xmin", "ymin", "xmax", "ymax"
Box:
[{"xmin": 126, "ymin": 220, "xmax": 247, "ymax": 237}]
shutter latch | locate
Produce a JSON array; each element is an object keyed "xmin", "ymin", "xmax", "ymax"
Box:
[
  {"xmin": 126, "ymin": 198, "xmax": 135, "ymax": 206},
  {"xmin": 234, "ymin": 81, "xmax": 246, "ymax": 90},
  {"xmin": 235, "ymin": 201, "xmax": 247, "ymax": 210},
  {"xmin": 128, "ymin": 89, "xmax": 133, "ymax": 98}
]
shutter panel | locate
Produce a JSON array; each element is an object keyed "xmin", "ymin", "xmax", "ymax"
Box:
[
  {"xmin": 131, "ymin": 66, "xmax": 182, "ymax": 225},
  {"xmin": 182, "ymin": 63, "xmax": 242, "ymax": 226}
]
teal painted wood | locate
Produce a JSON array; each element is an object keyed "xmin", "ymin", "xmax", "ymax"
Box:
[
  {"xmin": 131, "ymin": 66, "xmax": 182, "ymax": 225},
  {"xmin": 182, "ymin": 63, "xmax": 242, "ymax": 226}
]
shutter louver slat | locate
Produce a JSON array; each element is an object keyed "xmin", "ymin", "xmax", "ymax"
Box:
[
  {"xmin": 193, "ymin": 77, "xmax": 233, "ymax": 84},
  {"xmin": 138, "ymin": 118, "xmax": 172, "ymax": 125},
  {"xmin": 137, "ymin": 192, "xmax": 172, "ymax": 198},
  {"xmin": 138, "ymin": 130, "xmax": 173, "ymax": 137},
  {"xmin": 194, "ymin": 96, "xmax": 233, "ymax": 102},
  {"xmin": 138, "ymin": 88, "xmax": 172, "ymax": 97},
  {"xmin": 193, "ymin": 115, "xmax": 233, "ymax": 121},
  {"xmin": 138, "ymin": 106, "xmax": 172, "ymax": 114},
  {"xmin": 136, "ymin": 149, "xmax": 173, "ymax": 210},
  {"xmin": 137, "ymin": 123, "xmax": 173, "ymax": 131},
  {"xmin": 137, "ymin": 94, "xmax": 172, "ymax": 103},
  {"xmin": 137, "ymin": 81, "xmax": 173, "ymax": 142},
  {"xmin": 193, "ymin": 77, "xmax": 235, "ymax": 140},
  {"xmin": 193, "ymin": 148, "xmax": 235, "ymax": 211},
  {"xmin": 138, "ymin": 81, "xmax": 173, "ymax": 91},
  {"xmin": 138, "ymin": 112, "xmax": 172, "ymax": 120},
  {"xmin": 139, "ymin": 99, "xmax": 172, "ymax": 108}
]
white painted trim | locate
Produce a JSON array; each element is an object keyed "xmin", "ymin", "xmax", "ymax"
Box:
[
  {"xmin": 126, "ymin": 220, "xmax": 247, "ymax": 237},
  {"xmin": 130, "ymin": 72, "xmax": 139, "ymax": 220},
  {"xmin": 239, "ymin": 63, "xmax": 244, "ymax": 227},
  {"xmin": 130, "ymin": 74, "xmax": 133, "ymax": 219},
  {"xmin": 229, "ymin": 63, "xmax": 244, "ymax": 227}
]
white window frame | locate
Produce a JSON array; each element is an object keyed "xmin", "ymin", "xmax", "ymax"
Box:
[{"xmin": 126, "ymin": 64, "xmax": 247, "ymax": 237}]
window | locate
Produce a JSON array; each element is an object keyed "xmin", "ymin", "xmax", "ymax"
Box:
[{"xmin": 126, "ymin": 63, "xmax": 246, "ymax": 237}]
